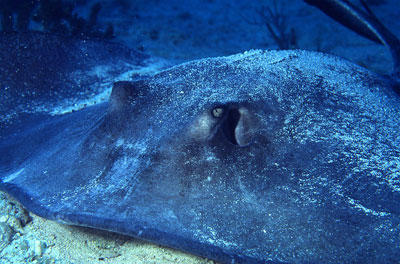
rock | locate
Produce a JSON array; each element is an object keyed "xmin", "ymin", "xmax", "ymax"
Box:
[
  {"xmin": 33, "ymin": 240, "xmax": 44, "ymax": 257},
  {"xmin": 0, "ymin": 191, "xmax": 31, "ymax": 231},
  {"xmin": 0, "ymin": 222, "xmax": 14, "ymax": 251},
  {"xmin": 8, "ymin": 215, "xmax": 24, "ymax": 234},
  {"xmin": 39, "ymin": 257, "xmax": 56, "ymax": 264}
]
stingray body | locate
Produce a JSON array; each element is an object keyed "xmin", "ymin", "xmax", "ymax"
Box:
[
  {"xmin": 1, "ymin": 31, "xmax": 400, "ymax": 263},
  {"xmin": 0, "ymin": 32, "xmax": 148, "ymax": 130}
]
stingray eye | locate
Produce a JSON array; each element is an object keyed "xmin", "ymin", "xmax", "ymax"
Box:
[
  {"xmin": 212, "ymin": 107, "xmax": 224, "ymax": 118},
  {"xmin": 108, "ymin": 80, "xmax": 146, "ymax": 112}
]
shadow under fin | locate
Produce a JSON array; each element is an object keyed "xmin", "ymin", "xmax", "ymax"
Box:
[{"xmin": 304, "ymin": 0, "xmax": 400, "ymax": 81}]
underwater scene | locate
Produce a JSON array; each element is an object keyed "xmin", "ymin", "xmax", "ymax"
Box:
[{"xmin": 0, "ymin": 0, "xmax": 399, "ymax": 263}]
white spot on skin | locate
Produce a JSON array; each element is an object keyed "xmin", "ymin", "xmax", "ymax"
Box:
[
  {"xmin": 347, "ymin": 198, "xmax": 390, "ymax": 217},
  {"xmin": 116, "ymin": 139, "xmax": 124, "ymax": 147},
  {"xmin": 3, "ymin": 168, "xmax": 24, "ymax": 183},
  {"xmin": 206, "ymin": 156, "xmax": 215, "ymax": 161}
]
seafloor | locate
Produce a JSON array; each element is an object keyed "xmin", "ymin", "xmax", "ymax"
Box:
[{"xmin": 0, "ymin": 0, "xmax": 399, "ymax": 263}]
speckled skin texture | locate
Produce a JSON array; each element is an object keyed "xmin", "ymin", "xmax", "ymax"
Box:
[
  {"xmin": 0, "ymin": 32, "xmax": 150, "ymax": 126},
  {"xmin": 1, "ymin": 49, "xmax": 399, "ymax": 263}
]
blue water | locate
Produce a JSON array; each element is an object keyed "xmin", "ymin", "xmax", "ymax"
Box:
[{"xmin": 1, "ymin": 0, "xmax": 399, "ymax": 70}]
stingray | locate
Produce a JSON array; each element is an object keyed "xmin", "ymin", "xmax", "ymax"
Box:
[{"xmin": 1, "ymin": 1, "xmax": 400, "ymax": 263}]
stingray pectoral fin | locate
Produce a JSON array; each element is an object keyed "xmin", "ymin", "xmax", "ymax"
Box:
[{"xmin": 304, "ymin": 0, "xmax": 400, "ymax": 80}]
